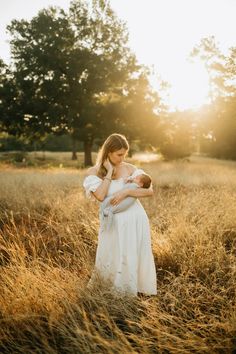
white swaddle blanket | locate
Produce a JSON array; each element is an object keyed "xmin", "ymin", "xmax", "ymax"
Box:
[{"xmin": 100, "ymin": 182, "xmax": 139, "ymax": 232}]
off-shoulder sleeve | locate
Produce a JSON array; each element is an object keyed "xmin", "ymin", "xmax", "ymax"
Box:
[
  {"xmin": 130, "ymin": 168, "xmax": 147, "ymax": 178},
  {"xmin": 83, "ymin": 175, "xmax": 102, "ymax": 200}
]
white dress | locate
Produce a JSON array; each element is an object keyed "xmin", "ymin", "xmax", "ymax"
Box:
[{"xmin": 83, "ymin": 168, "xmax": 157, "ymax": 296}]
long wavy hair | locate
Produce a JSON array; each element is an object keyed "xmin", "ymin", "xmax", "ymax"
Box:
[{"xmin": 96, "ymin": 133, "xmax": 129, "ymax": 178}]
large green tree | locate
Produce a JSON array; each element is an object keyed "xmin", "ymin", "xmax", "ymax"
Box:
[
  {"xmin": 7, "ymin": 0, "xmax": 142, "ymax": 165},
  {"xmin": 0, "ymin": 59, "xmax": 19, "ymax": 135}
]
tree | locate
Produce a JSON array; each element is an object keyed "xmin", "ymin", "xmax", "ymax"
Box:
[
  {"xmin": 0, "ymin": 59, "xmax": 25, "ymax": 137},
  {"xmin": 191, "ymin": 37, "xmax": 236, "ymax": 160},
  {"xmin": 159, "ymin": 110, "xmax": 195, "ymax": 160},
  {"xmin": 190, "ymin": 36, "xmax": 226, "ymax": 102},
  {"xmin": 91, "ymin": 66, "xmax": 163, "ymax": 155},
  {"xmin": 7, "ymin": 0, "xmax": 141, "ymax": 165}
]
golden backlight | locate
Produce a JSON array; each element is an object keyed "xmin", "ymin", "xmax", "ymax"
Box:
[
  {"xmin": 164, "ymin": 59, "xmax": 210, "ymax": 110},
  {"xmin": 111, "ymin": 0, "xmax": 236, "ymax": 111}
]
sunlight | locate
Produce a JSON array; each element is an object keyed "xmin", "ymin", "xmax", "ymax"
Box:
[
  {"xmin": 110, "ymin": 0, "xmax": 236, "ymax": 111},
  {"xmin": 149, "ymin": 57, "xmax": 210, "ymax": 110},
  {"xmin": 132, "ymin": 152, "xmax": 160, "ymax": 162},
  {"xmin": 165, "ymin": 59, "xmax": 210, "ymax": 110}
]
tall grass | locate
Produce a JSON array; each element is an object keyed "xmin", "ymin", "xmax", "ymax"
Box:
[{"xmin": 0, "ymin": 156, "xmax": 235, "ymax": 353}]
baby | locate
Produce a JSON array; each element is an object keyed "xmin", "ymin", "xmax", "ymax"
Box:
[
  {"xmin": 125, "ymin": 174, "xmax": 152, "ymax": 189},
  {"xmin": 100, "ymin": 173, "xmax": 152, "ymax": 231}
]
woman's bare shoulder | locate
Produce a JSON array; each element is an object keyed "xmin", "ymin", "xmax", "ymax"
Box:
[{"xmin": 85, "ymin": 166, "xmax": 98, "ymax": 177}]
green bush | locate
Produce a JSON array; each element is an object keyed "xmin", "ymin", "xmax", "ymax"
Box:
[{"xmin": 159, "ymin": 135, "xmax": 193, "ymax": 160}]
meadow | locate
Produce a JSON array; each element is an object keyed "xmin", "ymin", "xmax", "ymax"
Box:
[{"xmin": 0, "ymin": 153, "xmax": 235, "ymax": 353}]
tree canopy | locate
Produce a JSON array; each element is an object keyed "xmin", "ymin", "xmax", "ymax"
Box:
[{"xmin": 3, "ymin": 0, "xmax": 163, "ymax": 165}]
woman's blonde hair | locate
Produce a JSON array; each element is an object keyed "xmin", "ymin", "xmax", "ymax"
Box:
[{"xmin": 96, "ymin": 133, "xmax": 129, "ymax": 178}]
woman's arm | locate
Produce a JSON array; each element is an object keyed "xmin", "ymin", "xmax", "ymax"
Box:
[
  {"xmin": 125, "ymin": 187, "xmax": 154, "ymax": 198},
  {"xmin": 109, "ymin": 187, "xmax": 153, "ymax": 206},
  {"xmin": 86, "ymin": 163, "xmax": 113, "ymax": 202}
]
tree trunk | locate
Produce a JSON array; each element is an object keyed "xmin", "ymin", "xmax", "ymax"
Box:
[
  {"xmin": 84, "ymin": 140, "xmax": 93, "ymax": 166},
  {"xmin": 42, "ymin": 147, "xmax": 46, "ymax": 160},
  {"xmin": 33, "ymin": 141, "xmax": 37, "ymax": 159},
  {"xmin": 71, "ymin": 137, "xmax": 78, "ymax": 160}
]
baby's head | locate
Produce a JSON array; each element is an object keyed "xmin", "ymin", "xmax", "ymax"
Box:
[{"xmin": 133, "ymin": 174, "xmax": 152, "ymax": 189}]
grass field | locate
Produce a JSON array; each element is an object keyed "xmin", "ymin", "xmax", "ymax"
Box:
[{"xmin": 0, "ymin": 154, "xmax": 236, "ymax": 353}]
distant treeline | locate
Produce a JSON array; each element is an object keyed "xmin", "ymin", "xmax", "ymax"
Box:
[{"xmin": 0, "ymin": 134, "xmax": 84, "ymax": 152}]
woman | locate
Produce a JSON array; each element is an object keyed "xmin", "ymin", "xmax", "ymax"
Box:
[{"xmin": 83, "ymin": 133, "xmax": 157, "ymax": 296}]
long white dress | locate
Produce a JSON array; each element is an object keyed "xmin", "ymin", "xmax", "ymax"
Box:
[{"xmin": 83, "ymin": 168, "xmax": 157, "ymax": 296}]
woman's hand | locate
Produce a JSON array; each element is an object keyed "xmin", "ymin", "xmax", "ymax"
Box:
[
  {"xmin": 103, "ymin": 158, "xmax": 114, "ymax": 173},
  {"xmin": 124, "ymin": 177, "xmax": 133, "ymax": 184},
  {"xmin": 110, "ymin": 190, "xmax": 128, "ymax": 206}
]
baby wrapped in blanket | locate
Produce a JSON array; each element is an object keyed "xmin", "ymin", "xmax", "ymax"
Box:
[{"xmin": 100, "ymin": 173, "xmax": 152, "ymax": 231}]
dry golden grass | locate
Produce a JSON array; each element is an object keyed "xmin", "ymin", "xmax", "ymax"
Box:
[{"xmin": 0, "ymin": 155, "xmax": 236, "ymax": 353}]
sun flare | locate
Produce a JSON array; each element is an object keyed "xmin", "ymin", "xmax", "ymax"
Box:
[
  {"xmin": 149, "ymin": 58, "xmax": 210, "ymax": 111},
  {"xmin": 165, "ymin": 59, "xmax": 210, "ymax": 110},
  {"xmin": 110, "ymin": 0, "xmax": 236, "ymax": 111}
]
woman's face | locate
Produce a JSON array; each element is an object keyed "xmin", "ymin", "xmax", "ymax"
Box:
[{"xmin": 108, "ymin": 148, "xmax": 127, "ymax": 166}]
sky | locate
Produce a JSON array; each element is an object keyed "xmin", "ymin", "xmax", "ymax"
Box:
[{"xmin": 1, "ymin": 0, "xmax": 236, "ymax": 110}]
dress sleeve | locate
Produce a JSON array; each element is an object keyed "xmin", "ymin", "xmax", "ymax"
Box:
[
  {"xmin": 83, "ymin": 175, "xmax": 103, "ymax": 200},
  {"xmin": 130, "ymin": 168, "xmax": 147, "ymax": 178}
]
